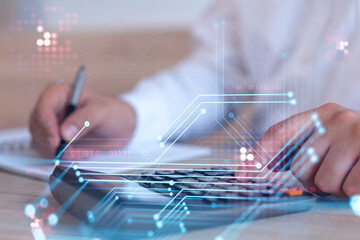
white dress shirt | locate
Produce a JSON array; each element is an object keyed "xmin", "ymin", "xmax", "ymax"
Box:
[{"xmin": 122, "ymin": 0, "xmax": 360, "ymax": 144}]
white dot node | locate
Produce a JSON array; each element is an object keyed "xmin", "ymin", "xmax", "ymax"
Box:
[
  {"xmin": 290, "ymin": 99, "xmax": 297, "ymax": 105},
  {"xmin": 287, "ymin": 91, "xmax": 294, "ymax": 98},
  {"xmin": 350, "ymin": 195, "xmax": 360, "ymax": 217},
  {"xmin": 84, "ymin": 121, "xmax": 90, "ymax": 127},
  {"xmin": 159, "ymin": 142, "xmax": 165, "ymax": 148},
  {"xmin": 307, "ymin": 147, "xmax": 315, "ymax": 155},
  {"xmin": 311, "ymin": 112, "xmax": 319, "ymax": 121},
  {"xmin": 318, "ymin": 127, "xmax": 326, "ymax": 135},
  {"xmin": 256, "ymin": 163, "xmax": 262, "ymax": 169},
  {"xmin": 44, "ymin": 39, "xmax": 51, "ymax": 46},
  {"xmin": 156, "ymin": 135, "xmax": 162, "ymax": 141},
  {"xmin": 37, "ymin": 26, "xmax": 44, "ymax": 32},
  {"xmin": 315, "ymin": 120, "xmax": 322, "ymax": 128},
  {"xmin": 239, "ymin": 154, "xmax": 247, "ymax": 161},
  {"xmin": 36, "ymin": 39, "xmax": 44, "ymax": 46},
  {"xmin": 247, "ymin": 154, "xmax": 254, "ymax": 161},
  {"xmin": 153, "ymin": 214, "xmax": 159, "ymax": 221},
  {"xmin": 310, "ymin": 155, "xmax": 319, "ymax": 163},
  {"xmin": 240, "ymin": 147, "xmax": 247, "ymax": 154},
  {"xmin": 43, "ymin": 32, "xmax": 51, "ymax": 39},
  {"xmin": 201, "ymin": 108, "xmax": 207, "ymax": 114}
]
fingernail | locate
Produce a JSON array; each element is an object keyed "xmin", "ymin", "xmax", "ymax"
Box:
[{"xmin": 63, "ymin": 124, "xmax": 78, "ymax": 140}]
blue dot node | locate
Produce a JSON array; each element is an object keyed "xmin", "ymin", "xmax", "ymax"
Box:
[
  {"xmin": 48, "ymin": 213, "xmax": 59, "ymax": 226},
  {"xmin": 39, "ymin": 198, "xmax": 49, "ymax": 208},
  {"xmin": 156, "ymin": 221, "xmax": 163, "ymax": 229},
  {"xmin": 147, "ymin": 230, "xmax": 154, "ymax": 238},
  {"xmin": 24, "ymin": 204, "xmax": 36, "ymax": 218},
  {"xmin": 153, "ymin": 214, "xmax": 159, "ymax": 221},
  {"xmin": 87, "ymin": 211, "xmax": 95, "ymax": 223}
]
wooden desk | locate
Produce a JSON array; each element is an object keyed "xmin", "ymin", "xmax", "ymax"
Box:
[{"xmin": 0, "ymin": 31, "xmax": 360, "ymax": 240}]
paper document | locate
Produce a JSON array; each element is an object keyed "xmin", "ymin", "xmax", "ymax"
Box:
[{"xmin": 0, "ymin": 127, "xmax": 211, "ymax": 181}]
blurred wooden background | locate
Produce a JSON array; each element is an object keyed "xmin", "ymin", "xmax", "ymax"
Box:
[
  {"xmin": 0, "ymin": 30, "xmax": 190, "ymax": 129},
  {"xmin": 0, "ymin": 0, "xmax": 191, "ymax": 129}
]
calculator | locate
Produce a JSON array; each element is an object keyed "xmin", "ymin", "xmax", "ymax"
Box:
[{"xmin": 50, "ymin": 165, "xmax": 315, "ymax": 237}]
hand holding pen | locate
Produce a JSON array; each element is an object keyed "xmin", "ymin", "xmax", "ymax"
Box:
[{"xmin": 29, "ymin": 66, "xmax": 137, "ymax": 159}]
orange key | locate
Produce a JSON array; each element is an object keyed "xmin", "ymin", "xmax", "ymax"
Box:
[{"xmin": 283, "ymin": 189, "xmax": 303, "ymax": 197}]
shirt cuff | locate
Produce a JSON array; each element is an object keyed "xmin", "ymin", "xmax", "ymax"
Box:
[{"xmin": 119, "ymin": 82, "xmax": 171, "ymax": 147}]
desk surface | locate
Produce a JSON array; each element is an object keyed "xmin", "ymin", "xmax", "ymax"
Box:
[
  {"xmin": 0, "ymin": 169, "xmax": 359, "ymax": 240},
  {"xmin": 1, "ymin": 31, "xmax": 360, "ymax": 240}
]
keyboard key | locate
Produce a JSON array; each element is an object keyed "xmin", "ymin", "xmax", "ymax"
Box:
[
  {"xmin": 283, "ymin": 189, "xmax": 303, "ymax": 197},
  {"xmin": 177, "ymin": 178, "xmax": 208, "ymax": 189},
  {"xmin": 174, "ymin": 170, "xmax": 193, "ymax": 175},
  {"xmin": 155, "ymin": 170, "xmax": 174, "ymax": 175},
  {"xmin": 163, "ymin": 174, "xmax": 188, "ymax": 180},
  {"xmin": 196, "ymin": 177, "xmax": 220, "ymax": 182},
  {"xmin": 202, "ymin": 170, "xmax": 234, "ymax": 176},
  {"xmin": 150, "ymin": 176, "xmax": 166, "ymax": 181}
]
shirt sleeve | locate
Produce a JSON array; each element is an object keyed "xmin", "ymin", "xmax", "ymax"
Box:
[{"xmin": 120, "ymin": 0, "xmax": 247, "ymax": 144}]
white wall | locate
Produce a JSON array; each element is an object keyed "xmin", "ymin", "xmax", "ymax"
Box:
[{"xmin": 18, "ymin": 0, "xmax": 215, "ymax": 31}]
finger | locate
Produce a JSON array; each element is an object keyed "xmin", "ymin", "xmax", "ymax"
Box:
[
  {"xmin": 30, "ymin": 82, "xmax": 72, "ymax": 154},
  {"xmin": 314, "ymin": 144, "xmax": 357, "ymax": 196},
  {"xmin": 60, "ymin": 104, "xmax": 103, "ymax": 142},
  {"xmin": 235, "ymin": 113, "xmax": 313, "ymax": 181},
  {"xmin": 290, "ymin": 138, "xmax": 330, "ymax": 194},
  {"xmin": 343, "ymin": 157, "xmax": 360, "ymax": 197}
]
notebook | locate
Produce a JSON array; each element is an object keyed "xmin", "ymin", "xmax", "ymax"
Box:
[{"xmin": 0, "ymin": 127, "xmax": 211, "ymax": 181}]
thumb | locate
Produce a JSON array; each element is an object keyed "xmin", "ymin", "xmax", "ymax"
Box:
[{"xmin": 60, "ymin": 105, "xmax": 99, "ymax": 142}]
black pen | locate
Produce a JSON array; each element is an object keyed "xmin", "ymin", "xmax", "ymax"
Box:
[{"xmin": 55, "ymin": 65, "xmax": 87, "ymax": 158}]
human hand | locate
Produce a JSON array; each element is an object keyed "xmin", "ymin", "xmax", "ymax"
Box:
[
  {"xmin": 29, "ymin": 81, "xmax": 136, "ymax": 158},
  {"xmin": 236, "ymin": 103, "xmax": 360, "ymax": 197}
]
